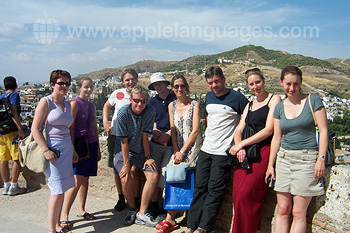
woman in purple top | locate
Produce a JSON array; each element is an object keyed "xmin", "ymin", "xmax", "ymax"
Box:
[{"xmin": 60, "ymin": 77, "xmax": 101, "ymax": 229}]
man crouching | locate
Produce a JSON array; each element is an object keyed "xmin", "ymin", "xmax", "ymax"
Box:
[{"xmin": 113, "ymin": 84, "xmax": 159, "ymax": 227}]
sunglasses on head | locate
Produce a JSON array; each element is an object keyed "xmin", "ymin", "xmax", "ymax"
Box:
[
  {"xmin": 55, "ymin": 81, "xmax": 71, "ymax": 86},
  {"xmin": 132, "ymin": 98, "xmax": 148, "ymax": 104},
  {"xmin": 173, "ymin": 84, "xmax": 186, "ymax": 89},
  {"xmin": 245, "ymin": 68, "xmax": 260, "ymax": 75}
]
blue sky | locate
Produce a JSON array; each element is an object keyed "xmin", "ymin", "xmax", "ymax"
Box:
[{"xmin": 0, "ymin": 0, "xmax": 349, "ymax": 84}]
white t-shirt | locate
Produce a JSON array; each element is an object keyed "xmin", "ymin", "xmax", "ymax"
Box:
[{"xmin": 108, "ymin": 88, "xmax": 130, "ymax": 135}]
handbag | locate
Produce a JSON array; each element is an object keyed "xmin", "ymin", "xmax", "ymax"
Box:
[
  {"xmin": 74, "ymin": 102, "xmax": 91, "ymax": 162},
  {"xmin": 166, "ymin": 162, "xmax": 189, "ymax": 183},
  {"xmin": 163, "ymin": 169, "xmax": 195, "ymax": 210},
  {"xmin": 308, "ymin": 94, "xmax": 336, "ymax": 166},
  {"xmin": 18, "ymin": 100, "xmax": 51, "ymax": 173},
  {"xmin": 228, "ymin": 101, "xmax": 260, "ymax": 167}
]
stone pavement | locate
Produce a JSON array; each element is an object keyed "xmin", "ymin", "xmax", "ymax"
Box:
[{"xmin": 0, "ymin": 185, "xmax": 187, "ymax": 233}]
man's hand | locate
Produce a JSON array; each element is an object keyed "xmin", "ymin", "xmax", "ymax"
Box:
[
  {"xmin": 158, "ymin": 132, "xmax": 171, "ymax": 145},
  {"xmin": 144, "ymin": 158, "xmax": 157, "ymax": 172},
  {"xmin": 103, "ymin": 121, "xmax": 111, "ymax": 136},
  {"xmin": 119, "ymin": 165, "xmax": 131, "ymax": 182}
]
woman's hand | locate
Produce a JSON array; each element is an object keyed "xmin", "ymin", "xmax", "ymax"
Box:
[
  {"xmin": 314, "ymin": 157, "xmax": 325, "ymax": 178},
  {"xmin": 265, "ymin": 166, "xmax": 275, "ymax": 184},
  {"xmin": 174, "ymin": 151, "xmax": 184, "ymax": 164},
  {"xmin": 228, "ymin": 143, "xmax": 243, "ymax": 156},
  {"xmin": 44, "ymin": 150, "xmax": 57, "ymax": 163},
  {"xmin": 72, "ymin": 150, "xmax": 79, "ymax": 163}
]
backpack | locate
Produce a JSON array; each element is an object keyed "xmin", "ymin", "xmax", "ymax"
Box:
[{"xmin": 0, "ymin": 92, "xmax": 17, "ymax": 135}]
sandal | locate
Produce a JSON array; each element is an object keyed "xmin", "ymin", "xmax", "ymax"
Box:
[
  {"xmin": 77, "ymin": 212, "xmax": 96, "ymax": 220},
  {"xmin": 157, "ymin": 220, "xmax": 179, "ymax": 233},
  {"xmin": 155, "ymin": 218, "xmax": 167, "ymax": 230},
  {"xmin": 59, "ymin": 221, "xmax": 72, "ymax": 230}
]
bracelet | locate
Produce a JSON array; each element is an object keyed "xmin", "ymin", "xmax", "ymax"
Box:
[
  {"xmin": 43, "ymin": 149, "xmax": 49, "ymax": 153},
  {"xmin": 180, "ymin": 150, "xmax": 185, "ymax": 155},
  {"xmin": 318, "ymin": 155, "xmax": 326, "ymax": 159},
  {"xmin": 123, "ymin": 164, "xmax": 130, "ymax": 167}
]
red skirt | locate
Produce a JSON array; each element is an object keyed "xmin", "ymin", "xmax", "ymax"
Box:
[{"xmin": 231, "ymin": 145, "xmax": 270, "ymax": 233}]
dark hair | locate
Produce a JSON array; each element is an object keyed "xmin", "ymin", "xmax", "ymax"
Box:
[
  {"xmin": 121, "ymin": 68, "xmax": 138, "ymax": 82},
  {"xmin": 280, "ymin": 66, "xmax": 302, "ymax": 82},
  {"xmin": 50, "ymin": 70, "xmax": 71, "ymax": 84},
  {"xmin": 77, "ymin": 77, "xmax": 93, "ymax": 88},
  {"xmin": 3, "ymin": 76, "xmax": 17, "ymax": 90},
  {"xmin": 205, "ymin": 66, "xmax": 224, "ymax": 80},
  {"xmin": 245, "ymin": 68, "xmax": 265, "ymax": 83},
  {"xmin": 171, "ymin": 74, "xmax": 190, "ymax": 93}
]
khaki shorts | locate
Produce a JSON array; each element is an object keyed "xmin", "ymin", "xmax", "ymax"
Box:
[
  {"xmin": 274, "ymin": 148, "xmax": 324, "ymax": 197},
  {"xmin": 0, "ymin": 131, "xmax": 19, "ymax": 161}
]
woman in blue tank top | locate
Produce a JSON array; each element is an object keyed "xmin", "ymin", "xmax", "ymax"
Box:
[{"xmin": 228, "ymin": 68, "xmax": 281, "ymax": 233}]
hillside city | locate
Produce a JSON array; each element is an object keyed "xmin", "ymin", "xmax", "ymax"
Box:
[{"xmin": 2, "ymin": 65, "xmax": 350, "ymax": 164}]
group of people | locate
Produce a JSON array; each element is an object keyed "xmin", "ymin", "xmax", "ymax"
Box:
[{"xmin": 0, "ymin": 64, "xmax": 328, "ymax": 233}]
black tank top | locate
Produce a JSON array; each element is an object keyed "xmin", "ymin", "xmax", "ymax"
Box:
[{"xmin": 245, "ymin": 94, "xmax": 273, "ymax": 146}]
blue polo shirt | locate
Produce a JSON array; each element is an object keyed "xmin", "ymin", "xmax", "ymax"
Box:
[{"xmin": 115, "ymin": 104, "xmax": 156, "ymax": 156}]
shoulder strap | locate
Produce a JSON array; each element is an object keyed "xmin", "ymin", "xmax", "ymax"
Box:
[
  {"xmin": 308, "ymin": 94, "xmax": 317, "ymax": 126},
  {"xmin": 266, "ymin": 94, "xmax": 274, "ymax": 105}
]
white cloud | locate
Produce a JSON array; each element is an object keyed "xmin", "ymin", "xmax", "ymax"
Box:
[{"xmin": 0, "ymin": 22, "xmax": 27, "ymax": 36}]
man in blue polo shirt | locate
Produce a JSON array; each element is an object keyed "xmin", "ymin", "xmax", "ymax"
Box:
[
  {"xmin": 113, "ymin": 85, "xmax": 160, "ymax": 227},
  {"xmin": 147, "ymin": 72, "xmax": 176, "ymax": 219},
  {"xmin": 184, "ymin": 66, "xmax": 248, "ymax": 233}
]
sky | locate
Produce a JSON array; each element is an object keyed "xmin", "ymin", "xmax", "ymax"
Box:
[{"xmin": 0, "ymin": 0, "xmax": 349, "ymax": 84}]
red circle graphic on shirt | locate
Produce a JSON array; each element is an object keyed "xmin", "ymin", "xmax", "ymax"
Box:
[{"xmin": 116, "ymin": 92, "xmax": 125, "ymax": 100}]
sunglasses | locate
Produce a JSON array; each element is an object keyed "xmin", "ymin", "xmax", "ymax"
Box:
[
  {"xmin": 55, "ymin": 81, "xmax": 71, "ymax": 87},
  {"xmin": 132, "ymin": 98, "xmax": 148, "ymax": 104},
  {"xmin": 173, "ymin": 84, "xmax": 186, "ymax": 89}
]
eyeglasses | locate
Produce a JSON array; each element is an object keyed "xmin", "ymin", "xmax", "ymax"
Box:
[
  {"xmin": 132, "ymin": 98, "xmax": 148, "ymax": 104},
  {"xmin": 173, "ymin": 84, "xmax": 186, "ymax": 89},
  {"xmin": 55, "ymin": 81, "xmax": 71, "ymax": 87}
]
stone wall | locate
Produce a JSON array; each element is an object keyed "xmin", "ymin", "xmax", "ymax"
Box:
[{"xmin": 12, "ymin": 137, "xmax": 350, "ymax": 233}]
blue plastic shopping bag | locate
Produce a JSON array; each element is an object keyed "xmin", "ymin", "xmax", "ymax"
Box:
[{"xmin": 163, "ymin": 169, "xmax": 195, "ymax": 210}]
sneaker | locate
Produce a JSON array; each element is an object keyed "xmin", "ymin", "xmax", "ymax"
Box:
[
  {"xmin": 114, "ymin": 199, "xmax": 126, "ymax": 211},
  {"xmin": 2, "ymin": 186, "xmax": 9, "ymax": 195},
  {"xmin": 135, "ymin": 211, "xmax": 160, "ymax": 227},
  {"xmin": 123, "ymin": 208, "xmax": 137, "ymax": 225},
  {"xmin": 8, "ymin": 186, "xmax": 26, "ymax": 196}
]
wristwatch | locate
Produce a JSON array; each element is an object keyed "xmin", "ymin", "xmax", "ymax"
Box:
[{"xmin": 145, "ymin": 155, "xmax": 152, "ymax": 160}]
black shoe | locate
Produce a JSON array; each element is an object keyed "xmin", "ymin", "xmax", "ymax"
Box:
[{"xmin": 114, "ymin": 199, "xmax": 126, "ymax": 211}]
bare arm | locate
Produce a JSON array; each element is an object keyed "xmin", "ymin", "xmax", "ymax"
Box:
[
  {"xmin": 31, "ymin": 98, "xmax": 56, "ymax": 162},
  {"xmin": 314, "ymin": 106, "xmax": 328, "ymax": 178},
  {"xmin": 69, "ymin": 100, "xmax": 79, "ymax": 163},
  {"xmin": 142, "ymin": 132, "xmax": 157, "ymax": 171},
  {"xmin": 265, "ymin": 118, "xmax": 282, "ymax": 183},
  {"xmin": 10, "ymin": 105, "xmax": 24, "ymax": 138},
  {"xmin": 169, "ymin": 103, "xmax": 179, "ymax": 153},
  {"xmin": 119, "ymin": 137, "xmax": 131, "ymax": 182},
  {"xmin": 92, "ymin": 104, "xmax": 101, "ymax": 161},
  {"xmin": 102, "ymin": 100, "xmax": 112, "ymax": 135}
]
